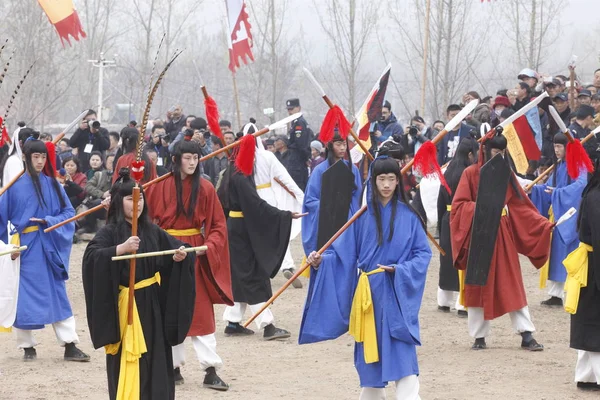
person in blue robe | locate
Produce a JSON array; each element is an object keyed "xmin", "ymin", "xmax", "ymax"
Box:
[
  {"xmin": 301, "ymin": 156, "xmax": 432, "ymax": 400},
  {"xmin": 529, "ymin": 133, "xmax": 587, "ymax": 307},
  {"xmin": 0, "ymin": 139, "xmax": 89, "ymax": 362},
  {"xmin": 302, "ymin": 134, "xmax": 362, "ymax": 256}
]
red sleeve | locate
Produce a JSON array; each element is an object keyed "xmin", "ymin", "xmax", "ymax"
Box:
[{"xmin": 449, "ymin": 166, "xmax": 477, "ymax": 270}]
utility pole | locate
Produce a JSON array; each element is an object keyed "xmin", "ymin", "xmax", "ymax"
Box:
[{"xmin": 87, "ymin": 52, "xmax": 116, "ymax": 122}]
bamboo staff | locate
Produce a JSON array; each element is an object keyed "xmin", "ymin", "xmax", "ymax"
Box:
[
  {"xmin": 127, "ymin": 186, "xmax": 140, "ymax": 325},
  {"xmin": 0, "ymin": 245, "xmax": 26, "ymax": 257},
  {"xmin": 303, "ymin": 67, "xmax": 373, "ymax": 160},
  {"xmin": 242, "ymin": 100, "xmax": 481, "ymax": 328},
  {"xmin": 112, "ymin": 246, "xmax": 207, "ymax": 261},
  {"xmin": 0, "ymin": 111, "xmax": 84, "ymax": 197},
  {"xmin": 44, "ymin": 112, "xmax": 304, "ymax": 233},
  {"xmin": 569, "ymin": 65, "xmax": 576, "ymax": 112}
]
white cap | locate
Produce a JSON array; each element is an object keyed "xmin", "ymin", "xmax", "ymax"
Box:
[{"xmin": 518, "ymin": 68, "xmax": 538, "ymax": 80}]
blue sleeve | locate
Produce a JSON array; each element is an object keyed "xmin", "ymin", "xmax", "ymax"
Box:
[
  {"xmin": 350, "ymin": 164, "xmax": 363, "ymax": 214},
  {"xmin": 0, "ymin": 187, "xmax": 9, "ymax": 243},
  {"xmin": 302, "ymin": 166, "xmax": 323, "ymax": 255},
  {"xmin": 42, "ymin": 184, "xmax": 76, "ymax": 276},
  {"xmin": 552, "ymin": 172, "xmax": 587, "ymax": 246},
  {"xmin": 529, "ymin": 183, "xmax": 550, "ymax": 218}
]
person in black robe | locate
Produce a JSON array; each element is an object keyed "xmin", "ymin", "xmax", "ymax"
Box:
[
  {"xmin": 570, "ymin": 157, "xmax": 600, "ymax": 391},
  {"xmin": 217, "ymin": 142, "xmax": 300, "ymax": 340},
  {"xmin": 82, "ymin": 168, "xmax": 196, "ymax": 400},
  {"xmin": 436, "ymin": 137, "xmax": 476, "ymax": 316}
]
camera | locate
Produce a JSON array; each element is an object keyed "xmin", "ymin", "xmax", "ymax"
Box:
[
  {"xmin": 91, "ymin": 121, "xmax": 101, "ymax": 129},
  {"xmin": 408, "ymin": 125, "xmax": 418, "ymax": 136}
]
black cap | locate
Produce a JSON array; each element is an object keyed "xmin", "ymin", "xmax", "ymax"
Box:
[
  {"xmin": 579, "ymin": 89, "xmax": 592, "ymax": 98},
  {"xmin": 487, "ymin": 134, "xmax": 507, "ymax": 151},
  {"xmin": 383, "ymin": 100, "xmax": 392, "ymax": 110},
  {"xmin": 275, "ymin": 136, "xmax": 289, "ymax": 146},
  {"xmin": 190, "ymin": 117, "xmax": 208, "ymax": 130},
  {"xmin": 286, "ymin": 98, "xmax": 300, "ymax": 109},
  {"xmin": 576, "ymin": 104, "xmax": 595, "ymax": 119},
  {"xmin": 553, "ymin": 132, "xmax": 568, "ymax": 145},
  {"xmin": 554, "ymin": 93, "xmax": 568, "ymax": 102}
]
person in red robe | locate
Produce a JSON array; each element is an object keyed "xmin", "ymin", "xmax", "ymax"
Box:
[
  {"xmin": 450, "ymin": 133, "xmax": 553, "ymax": 351},
  {"xmin": 145, "ymin": 140, "xmax": 233, "ymax": 391},
  {"xmin": 112, "ymin": 127, "xmax": 157, "ymax": 185}
]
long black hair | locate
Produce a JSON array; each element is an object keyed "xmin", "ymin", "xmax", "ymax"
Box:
[
  {"xmin": 171, "ymin": 140, "xmax": 203, "ymax": 218},
  {"xmin": 119, "ymin": 127, "xmax": 152, "ymax": 182},
  {"xmin": 444, "ymin": 137, "xmax": 476, "ymax": 195},
  {"xmin": 578, "ymin": 157, "xmax": 600, "ymax": 231},
  {"xmin": 107, "ymin": 168, "xmax": 157, "ymax": 249},
  {"xmin": 22, "ymin": 139, "xmax": 66, "ymax": 209},
  {"xmin": 370, "ymin": 157, "xmax": 424, "ymax": 245}
]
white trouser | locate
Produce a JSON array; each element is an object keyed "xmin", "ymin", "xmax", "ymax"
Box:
[
  {"xmin": 280, "ymin": 244, "xmax": 295, "ymax": 272},
  {"xmin": 547, "ymin": 280, "xmax": 565, "ymax": 299},
  {"xmin": 14, "ymin": 316, "xmax": 79, "ymax": 349},
  {"xmin": 172, "ymin": 334, "xmax": 222, "ymax": 371},
  {"xmin": 467, "ymin": 306, "xmax": 535, "ymax": 339},
  {"xmin": 359, "ymin": 375, "xmax": 420, "ymax": 400},
  {"xmin": 575, "ymin": 350, "xmax": 600, "ymax": 384},
  {"xmin": 437, "ymin": 288, "xmax": 465, "ymax": 311},
  {"xmin": 223, "ymin": 302, "xmax": 274, "ymax": 330}
]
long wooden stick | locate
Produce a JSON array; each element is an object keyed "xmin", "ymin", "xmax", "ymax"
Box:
[
  {"xmin": 112, "ymin": 245, "xmax": 207, "ymax": 261},
  {"xmin": 0, "ymin": 245, "xmax": 26, "ymax": 257},
  {"xmin": 127, "ymin": 186, "xmax": 140, "ymax": 325}
]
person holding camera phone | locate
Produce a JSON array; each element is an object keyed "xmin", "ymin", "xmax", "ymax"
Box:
[
  {"xmin": 68, "ymin": 109, "xmax": 110, "ymax": 173},
  {"xmin": 374, "ymin": 100, "xmax": 403, "ymax": 145}
]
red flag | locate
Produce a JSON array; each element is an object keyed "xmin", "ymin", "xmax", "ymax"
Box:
[
  {"xmin": 0, "ymin": 118, "xmax": 10, "ymax": 147},
  {"xmin": 512, "ymin": 115, "xmax": 541, "ymax": 161},
  {"xmin": 356, "ymin": 64, "xmax": 391, "ymax": 140},
  {"xmin": 226, "ymin": 0, "xmax": 254, "ymax": 73},
  {"xmin": 38, "ymin": 0, "xmax": 86, "ymax": 46}
]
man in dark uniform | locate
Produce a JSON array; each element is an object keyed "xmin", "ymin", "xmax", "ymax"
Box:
[
  {"xmin": 285, "ymin": 98, "xmax": 312, "ymax": 191},
  {"xmin": 569, "ymin": 104, "xmax": 598, "ymax": 159}
]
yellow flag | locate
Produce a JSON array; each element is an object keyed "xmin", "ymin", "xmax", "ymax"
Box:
[{"xmin": 502, "ymin": 123, "xmax": 529, "ymax": 175}]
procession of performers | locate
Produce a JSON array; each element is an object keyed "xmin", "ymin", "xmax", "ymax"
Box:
[{"xmin": 2, "ymin": 93, "xmax": 600, "ymax": 400}]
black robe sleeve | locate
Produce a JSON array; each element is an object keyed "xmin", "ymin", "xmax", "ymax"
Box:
[{"xmin": 580, "ymin": 188, "xmax": 600, "ymax": 291}]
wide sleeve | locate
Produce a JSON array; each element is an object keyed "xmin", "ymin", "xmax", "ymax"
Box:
[
  {"xmin": 301, "ymin": 165, "xmax": 323, "ymax": 255},
  {"xmin": 298, "ymin": 217, "xmax": 359, "ymax": 344},
  {"xmin": 270, "ymin": 153, "xmax": 304, "ymax": 205},
  {"xmin": 449, "ymin": 167, "xmax": 477, "ymax": 270},
  {"xmin": 388, "ymin": 215, "xmax": 432, "ymax": 345},
  {"xmin": 42, "ymin": 183, "xmax": 76, "ymax": 278},
  {"xmin": 581, "ymin": 190, "xmax": 600, "ymax": 290},
  {"xmin": 198, "ymin": 181, "xmax": 234, "ymax": 305},
  {"xmin": 552, "ymin": 172, "xmax": 587, "ymax": 246},
  {"xmin": 155, "ymin": 227, "xmax": 196, "ymax": 346},
  {"xmin": 508, "ymin": 181, "xmax": 553, "ymax": 269},
  {"xmin": 350, "ymin": 164, "xmax": 363, "ymax": 214},
  {"xmin": 529, "ymin": 181, "xmax": 550, "ymax": 218},
  {"xmin": 81, "ymin": 226, "xmax": 121, "ymax": 349}
]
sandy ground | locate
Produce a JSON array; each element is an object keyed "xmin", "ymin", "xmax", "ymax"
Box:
[{"xmin": 0, "ymin": 236, "xmax": 597, "ymax": 400}]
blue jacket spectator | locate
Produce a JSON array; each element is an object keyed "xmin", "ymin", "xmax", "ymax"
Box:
[{"xmin": 374, "ymin": 100, "xmax": 403, "ymax": 144}]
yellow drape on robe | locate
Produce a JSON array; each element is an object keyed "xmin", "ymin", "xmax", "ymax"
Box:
[
  {"xmin": 104, "ymin": 272, "xmax": 160, "ymax": 400},
  {"xmin": 563, "ymin": 242, "xmax": 592, "ymax": 314},
  {"xmin": 539, "ymin": 206, "xmax": 554, "ymax": 289},
  {"xmin": 349, "ymin": 268, "xmax": 384, "ymax": 364}
]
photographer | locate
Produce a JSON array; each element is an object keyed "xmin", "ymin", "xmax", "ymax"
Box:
[
  {"xmin": 409, "ymin": 116, "xmax": 433, "ymax": 154},
  {"xmin": 148, "ymin": 125, "xmax": 170, "ymax": 168},
  {"xmin": 68, "ymin": 109, "xmax": 110, "ymax": 172},
  {"xmin": 374, "ymin": 100, "xmax": 404, "ymax": 144}
]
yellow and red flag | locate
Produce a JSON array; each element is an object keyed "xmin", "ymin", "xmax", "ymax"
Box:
[
  {"xmin": 356, "ymin": 64, "xmax": 391, "ymax": 141},
  {"xmin": 38, "ymin": 0, "xmax": 86, "ymax": 46},
  {"xmin": 502, "ymin": 111, "xmax": 542, "ymax": 175}
]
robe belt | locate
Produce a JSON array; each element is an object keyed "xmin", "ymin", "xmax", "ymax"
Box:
[
  {"xmin": 349, "ymin": 267, "xmax": 384, "ymax": 364},
  {"xmin": 563, "ymin": 242, "xmax": 593, "ymax": 314},
  {"xmin": 256, "ymin": 183, "xmax": 272, "ymax": 190},
  {"xmin": 165, "ymin": 228, "xmax": 201, "ymax": 237},
  {"xmin": 229, "ymin": 211, "xmax": 244, "ymax": 218},
  {"xmin": 10, "ymin": 225, "xmax": 39, "ymax": 247},
  {"xmin": 446, "ymin": 205, "xmax": 451, "ymax": 211},
  {"xmin": 105, "ymin": 272, "xmax": 161, "ymax": 400},
  {"xmin": 447, "ymin": 205, "xmax": 507, "ymax": 216}
]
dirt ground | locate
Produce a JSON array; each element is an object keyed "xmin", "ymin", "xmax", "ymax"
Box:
[{"xmin": 0, "ymin": 236, "xmax": 596, "ymax": 400}]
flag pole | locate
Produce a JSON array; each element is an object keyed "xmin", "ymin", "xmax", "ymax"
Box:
[
  {"xmin": 420, "ymin": 0, "xmax": 432, "ymax": 115},
  {"xmin": 231, "ymin": 72, "xmax": 242, "ymax": 129}
]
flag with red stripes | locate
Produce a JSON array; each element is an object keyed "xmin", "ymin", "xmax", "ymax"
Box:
[{"xmin": 355, "ymin": 64, "xmax": 391, "ymax": 140}]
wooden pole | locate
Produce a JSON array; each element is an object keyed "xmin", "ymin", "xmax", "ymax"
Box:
[
  {"xmin": 231, "ymin": 73, "xmax": 242, "ymax": 129},
  {"xmin": 127, "ymin": 185, "xmax": 140, "ymax": 325},
  {"xmin": 420, "ymin": 0, "xmax": 432, "ymax": 115},
  {"xmin": 112, "ymin": 245, "xmax": 207, "ymax": 261},
  {"xmin": 569, "ymin": 65, "xmax": 576, "ymax": 112},
  {"xmin": 0, "ymin": 245, "xmax": 27, "ymax": 257}
]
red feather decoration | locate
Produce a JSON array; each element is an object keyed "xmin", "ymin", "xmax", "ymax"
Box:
[
  {"xmin": 131, "ymin": 160, "xmax": 146, "ymax": 182},
  {"xmin": 412, "ymin": 141, "xmax": 451, "ymax": 194},
  {"xmin": 235, "ymin": 134, "xmax": 256, "ymax": 176},
  {"xmin": 566, "ymin": 139, "xmax": 594, "ymax": 179},
  {"xmin": 43, "ymin": 141, "xmax": 57, "ymax": 177},
  {"xmin": 319, "ymin": 105, "xmax": 351, "ymax": 144},
  {"xmin": 0, "ymin": 117, "xmax": 9, "ymax": 147},
  {"xmin": 204, "ymin": 95, "xmax": 224, "ymax": 141}
]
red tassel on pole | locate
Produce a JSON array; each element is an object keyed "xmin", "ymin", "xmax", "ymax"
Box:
[
  {"xmin": 131, "ymin": 160, "xmax": 146, "ymax": 182},
  {"xmin": 235, "ymin": 134, "xmax": 256, "ymax": 176},
  {"xmin": 43, "ymin": 141, "xmax": 57, "ymax": 177},
  {"xmin": 204, "ymin": 95, "xmax": 224, "ymax": 142},
  {"xmin": 566, "ymin": 139, "xmax": 594, "ymax": 179},
  {"xmin": 412, "ymin": 141, "xmax": 451, "ymax": 194},
  {"xmin": 319, "ymin": 105, "xmax": 351, "ymax": 144}
]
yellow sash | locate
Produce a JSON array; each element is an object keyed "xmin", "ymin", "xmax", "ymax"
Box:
[
  {"xmin": 563, "ymin": 242, "xmax": 592, "ymax": 314},
  {"xmin": 229, "ymin": 211, "xmax": 244, "ymax": 218},
  {"xmin": 539, "ymin": 206, "xmax": 554, "ymax": 289},
  {"xmin": 349, "ymin": 268, "xmax": 384, "ymax": 364},
  {"xmin": 300, "ymin": 256, "xmax": 311, "ymax": 278},
  {"xmin": 446, "ymin": 205, "xmax": 451, "ymax": 212},
  {"xmin": 165, "ymin": 228, "xmax": 201, "ymax": 237},
  {"xmin": 104, "ymin": 272, "xmax": 161, "ymax": 400},
  {"xmin": 256, "ymin": 183, "xmax": 272, "ymax": 190}
]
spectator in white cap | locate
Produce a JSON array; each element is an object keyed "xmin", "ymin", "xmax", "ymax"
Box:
[
  {"xmin": 310, "ymin": 140, "xmax": 325, "ymax": 173},
  {"xmin": 518, "ymin": 68, "xmax": 538, "ymax": 91}
]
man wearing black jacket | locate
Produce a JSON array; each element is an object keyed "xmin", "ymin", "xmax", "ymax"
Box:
[
  {"xmin": 285, "ymin": 98, "xmax": 312, "ymax": 191},
  {"xmin": 68, "ymin": 109, "xmax": 110, "ymax": 173}
]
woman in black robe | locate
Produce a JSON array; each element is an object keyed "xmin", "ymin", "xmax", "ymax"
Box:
[
  {"xmin": 436, "ymin": 137, "xmax": 476, "ymax": 314},
  {"xmin": 82, "ymin": 169, "xmax": 196, "ymax": 399},
  {"xmin": 570, "ymin": 158, "xmax": 600, "ymax": 391}
]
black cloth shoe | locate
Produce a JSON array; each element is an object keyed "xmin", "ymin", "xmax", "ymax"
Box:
[
  {"xmin": 224, "ymin": 322, "xmax": 255, "ymax": 336},
  {"xmin": 540, "ymin": 296, "xmax": 563, "ymax": 307},
  {"xmin": 174, "ymin": 367, "xmax": 184, "ymax": 385},
  {"xmin": 521, "ymin": 338, "xmax": 544, "ymax": 351},
  {"xmin": 23, "ymin": 347, "xmax": 37, "ymax": 361},
  {"xmin": 64, "ymin": 343, "xmax": 90, "ymax": 361},
  {"xmin": 203, "ymin": 367, "xmax": 229, "ymax": 391},
  {"xmin": 471, "ymin": 338, "xmax": 487, "ymax": 350},
  {"xmin": 283, "ymin": 269, "xmax": 303, "ymax": 289},
  {"xmin": 577, "ymin": 382, "xmax": 600, "ymax": 391},
  {"xmin": 457, "ymin": 310, "xmax": 468, "ymax": 318},
  {"xmin": 437, "ymin": 306, "xmax": 451, "ymax": 313},
  {"xmin": 263, "ymin": 324, "xmax": 291, "ymax": 341}
]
